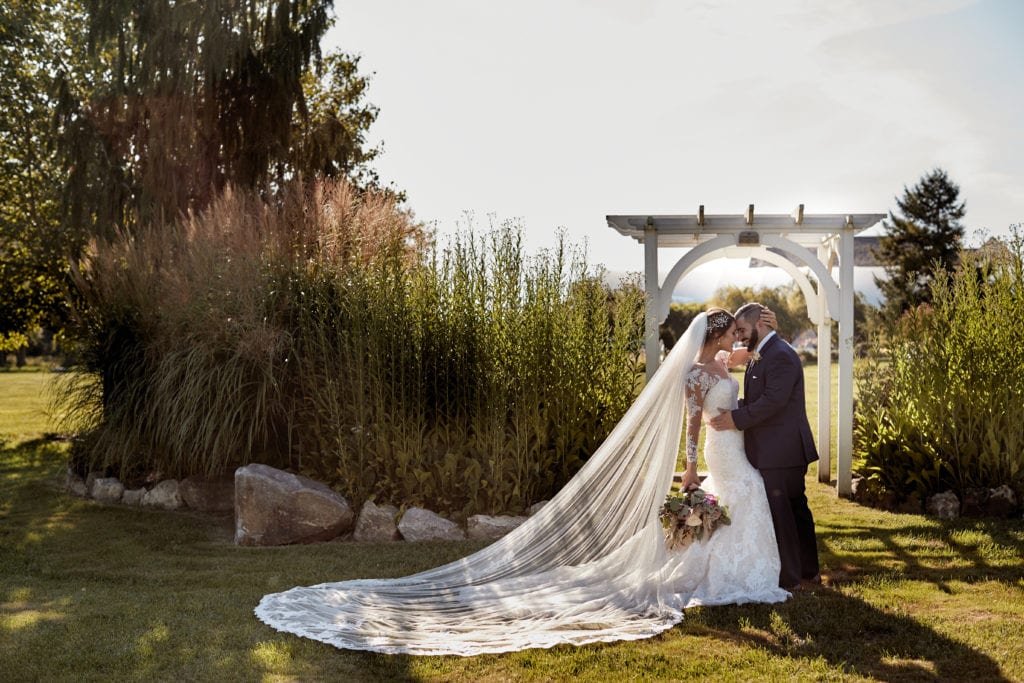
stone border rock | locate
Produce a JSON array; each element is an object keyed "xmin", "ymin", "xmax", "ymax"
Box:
[
  {"xmin": 850, "ymin": 475, "xmax": 1021, "ymax": 520},
  {"xmin": 66, "ymin": 463, "xmax": 549, "ymax": 546}
]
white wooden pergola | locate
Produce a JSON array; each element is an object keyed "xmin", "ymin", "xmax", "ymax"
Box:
[{"xmin": 606, "ymin": 205, "xmax": 885, "ymax": 497}]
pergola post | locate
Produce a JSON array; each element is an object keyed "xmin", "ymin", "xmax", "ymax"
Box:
[
  {"xmin": 837, "ymin": 223, "xmax": 856, "ymax": 497},
  {"xmin": 815, "ymin": 244, "xmax": 833, "ymax": 483},
  {"xmin": 644, "ymin": 222, "xmax": 660, "ymax": 381}
]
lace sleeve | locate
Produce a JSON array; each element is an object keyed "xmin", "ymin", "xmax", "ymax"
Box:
[{"xmin": 684, "ymin": 368, "xmax": 709, "ymax": 463}]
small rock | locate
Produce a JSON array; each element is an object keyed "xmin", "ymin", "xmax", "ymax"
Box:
[
  {"xmin": 179, "ymin": 475, "xmax": 235, "ymax": 512},
  {"xmin": 850, "ymin": 475, "xmax": 867, "ymax": 501},
  {"xmin": 926, "ymin": 491, "xmax": 960, "ymax": 519},
  {"xmin": 528, "ymin": 500, "xmax": 549, "ymax": 516},
  {"xmin": 234, "ymin": 464, "xmax": 355, "ymax": 546},
  {"xmin": 895, "ymin": 492, "xmax": 923, "ymax": 514},
  {"xmin": 875, "ymin": 489, "xmax": 898, "ymax": 512},
  {"xmin": 466, "ymin": 514, "xmax": 528, "ymax": 541},
  {"xmin": 142, "ymin": 480, "xmax": 184, "ymax": 510},
  {"xmin": 353, "ymin": 501, "xmax": 400, "ymax": 542},
  {"xmin": 850, "ymin": 475, "xmax": 882, "ymax": 507},
  {"xmin": 85, "ymin": 471, "xmax": 103, "ymax": 496},
  {"xmin": 91, "ymin": 477, "xmax": 124, "ymax": 504},
  {"xmin": 961, "ymin": 488, "xmax": 989, "ymax": 517},
  {"xmin": 987, "ymin": 485, "xmax": 1018, "ymax": 518},
  {"xmin": 122, "ymin": 488, "xmax": 146, "ymax": 506},
  {"xmin": 397, "ymin": 507, "xmax": 466, "ymax": 542},
  {"xmin": 65, "ymin": 469, "xmax": 88, "ymax": 497}
]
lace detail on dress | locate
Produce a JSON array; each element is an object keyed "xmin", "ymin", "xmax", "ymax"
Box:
[{"xmin": 684, "ymin": 366, "xmax": 724, "ymax": 463}]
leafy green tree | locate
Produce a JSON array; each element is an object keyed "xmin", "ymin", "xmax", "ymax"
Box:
[
  {"xmin": 0, "ymin": 0, "xmax": 81, "ymax": 354},
  {"xmin": 54, "ymin": 0, "xmax": 382, "ymax": 244},
  {"xmin": 292, "ymin": 52, "xmax": 386, "ymax": 192},
  {"xmin": 874, "ymin": 168, "xmax": 965, "ymax": 318},
  {"xmin": 709, "ymin": 283, "xmax": 807, "ymax": 342}
]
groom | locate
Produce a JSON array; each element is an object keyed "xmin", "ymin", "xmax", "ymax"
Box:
[{"xmin": 709, "ymin": 303, "xmax": 820, "ymax": 591}]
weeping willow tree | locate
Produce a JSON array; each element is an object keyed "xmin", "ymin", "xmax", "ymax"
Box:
[{"xmin": 54, "ymin": 0, "xmax": 379, "ymax": 243}]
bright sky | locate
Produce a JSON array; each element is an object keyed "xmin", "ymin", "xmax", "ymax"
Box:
[{"xmin": 326, "ymin": 0, "xmax": 1023, "ymax": 298}]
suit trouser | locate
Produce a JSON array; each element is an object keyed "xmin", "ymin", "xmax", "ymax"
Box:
[{"xmin": 759, "ymin": 466, "xmax": 820, "ymax": 588}]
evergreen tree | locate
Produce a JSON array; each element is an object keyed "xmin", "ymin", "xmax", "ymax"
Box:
[{"xmin": 874, "ymin": 168, "xmax": 965, "ymax": 317}]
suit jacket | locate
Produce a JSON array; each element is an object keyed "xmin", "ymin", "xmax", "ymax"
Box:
[{"xmin": 732, "ymin": 334, "xmax": 818, "ymax": 470}]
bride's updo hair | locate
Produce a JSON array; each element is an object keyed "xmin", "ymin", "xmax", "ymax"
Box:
[{"xmin": 705, "ymin": 307, "xmax": 735, "ymax": 345}]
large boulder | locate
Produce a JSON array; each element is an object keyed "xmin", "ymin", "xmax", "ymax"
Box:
[
  {"xmin": 234, "ymin": 464, "xmax": 354, "ymax": 546},
  {"xmin": 90, "ymin": 477, "xmax": 124, "ymax": 504},
  {"xmin": 397, "ymin": 507, "xmax": 466, "ymax": 542},
  {"xmin": 466, "ymin": 514, "xmax": 528, "ymax": 541},
  {"xmin": 926, "ymin": 491, "xmax": 960, "ymax": 519},
  {"xmin": 142, "ymin": 480, "xmax": 184, "ymax": 510},
  {"xmin": 179, "ymin": 475, "xmax": 235, "ymax": 513},
  {"xmin": 353, "ymin": 500, "xmax": 400, "ymax": 542}
]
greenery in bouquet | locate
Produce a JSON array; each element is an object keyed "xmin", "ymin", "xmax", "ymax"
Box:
[{"xmin": 660, "ymin": 487, "xmax": 731, "ymax": 551}]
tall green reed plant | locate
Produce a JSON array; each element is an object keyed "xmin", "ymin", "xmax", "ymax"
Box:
[
  {"xmin": 293, "ymin": 222, "xmax": 644, "ymax": 514},
  {"xmin": 855, "ymin": 226, "xmax": 1024, "ymax": 500}
]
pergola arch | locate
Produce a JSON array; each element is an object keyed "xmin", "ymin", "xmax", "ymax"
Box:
[
  {"xmin": 606, "ymin": 206, "xmax": 885, "ymax": 497},
  {"xmin": 656, "ymin": 239, "xmax": 837, "ymax": 326}
]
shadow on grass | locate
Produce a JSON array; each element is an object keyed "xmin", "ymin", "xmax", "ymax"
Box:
[
  {"xmin": 682, "ymin": 581, "xmax": 1012, "ymax": 682},
  {"xmin": 818, "ymin": 516, "xmax": 1024, "ymax": 591}
]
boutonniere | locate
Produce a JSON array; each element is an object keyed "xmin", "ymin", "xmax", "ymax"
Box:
[{"xmin": 750, "ymin": 351, "xmax": 762, "ymax": 364}]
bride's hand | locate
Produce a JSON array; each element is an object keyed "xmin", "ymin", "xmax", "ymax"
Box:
[
  {"xmin": 680, "ymin": 467, "xmax": 700, "ymax": 492},
  {"xmin": 760, "ymin": 308, "xmax": 777, "ymax": 331}
]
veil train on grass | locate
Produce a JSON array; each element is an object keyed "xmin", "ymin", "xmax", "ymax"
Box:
[{"xmin": 255, "ymin": 314, "xmax": 709, "ymax": 656}]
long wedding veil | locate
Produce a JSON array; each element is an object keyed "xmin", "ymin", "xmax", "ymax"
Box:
[{"xmin": 256, "ymin": 313, "xmax": 709, "ymax": 655}]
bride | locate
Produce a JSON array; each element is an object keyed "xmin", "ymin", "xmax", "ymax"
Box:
[{"xmin": 256, "ymin": 310, "xmax": 789, "ymax": 656}]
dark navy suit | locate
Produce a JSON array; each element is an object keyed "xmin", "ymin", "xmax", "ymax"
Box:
[{"xmin": 731, "ymin": 333, "xmax": 820, "ymax": 589}]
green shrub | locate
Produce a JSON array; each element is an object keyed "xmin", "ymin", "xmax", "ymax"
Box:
[
  {"xmin": 57, "ymin": 180, "xmax": 644, "ymax": 513},
  {"xmin": 855, "ymin": 227, "xmax": 1024, "ymax": 501}
]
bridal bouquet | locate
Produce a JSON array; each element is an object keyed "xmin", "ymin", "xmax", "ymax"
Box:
[{"xmin": 660, "ymin": 488, "xmax": 731, "ymax": 551}]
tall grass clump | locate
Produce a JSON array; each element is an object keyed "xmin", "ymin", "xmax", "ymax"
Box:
[
  {"xmin": 57, "ymin": 179, "xmax": 644, "ymax": 513},
  {"xmin": 60, "ymin": 180, "xmax": 427, "ymax": 482},
  {"xmin": 854, "ymin": 226, "xmax": 1024, "ymax": 501}
]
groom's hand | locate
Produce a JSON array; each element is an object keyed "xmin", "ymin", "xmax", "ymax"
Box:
[{"xmin": 709, "ymin": 409, "xmax": 735, "ymax": 431}]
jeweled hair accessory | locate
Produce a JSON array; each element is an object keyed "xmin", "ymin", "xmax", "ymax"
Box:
[{"xmin": 706, "ymin": 312, "xmax": 732, "ymax": 334}]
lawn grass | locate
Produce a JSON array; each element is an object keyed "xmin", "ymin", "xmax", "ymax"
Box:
[
  {"xmin": 0, "ymin": 367, "xmax": 54, "ymax": 440},
  {"xmin": 2, "ymin": 372, "xmax": 1023, "ymax": 681}
]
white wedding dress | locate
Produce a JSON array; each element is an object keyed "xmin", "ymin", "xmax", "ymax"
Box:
[
  {"xmin": 255, "ymin": 314, "xmax": 788, "ymax": 656},
  {"xmin": 664, "ymin": 371, "xmax": 789, "ymax": 607}
]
